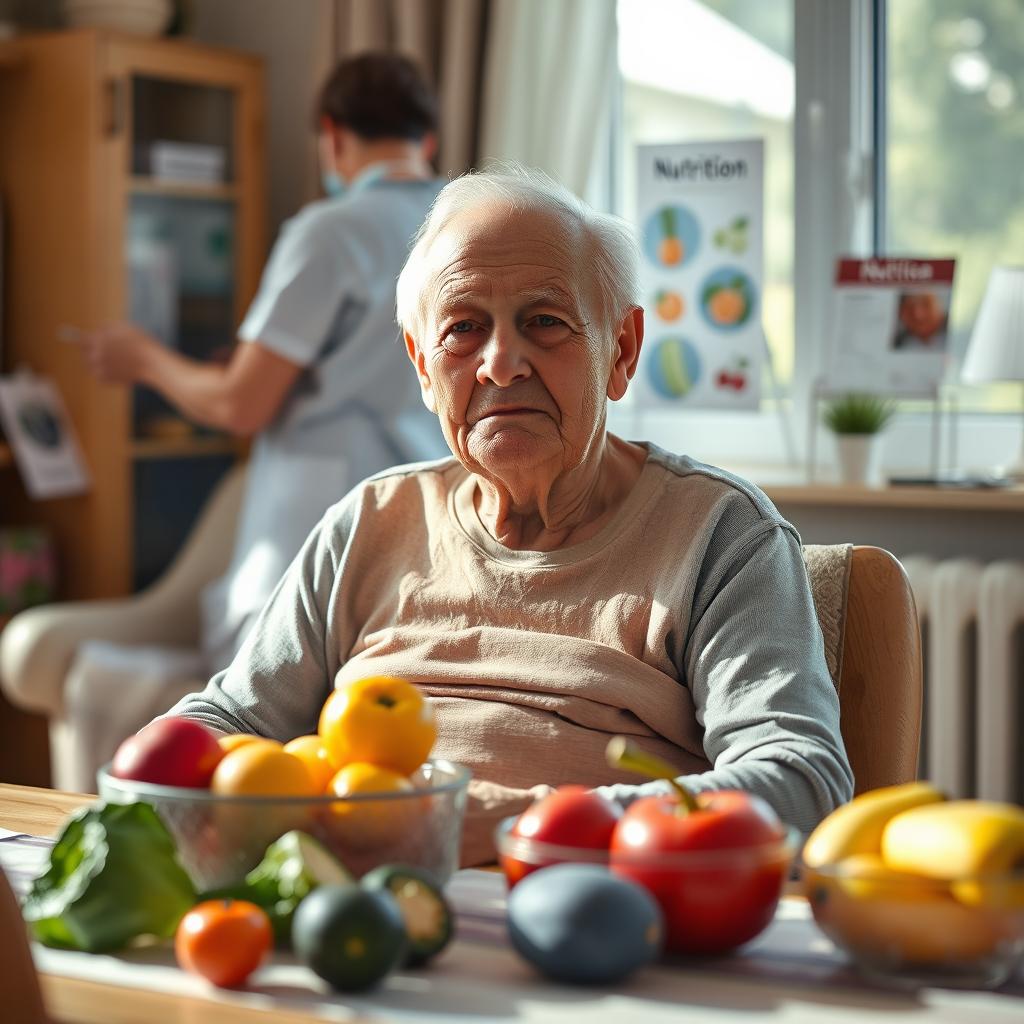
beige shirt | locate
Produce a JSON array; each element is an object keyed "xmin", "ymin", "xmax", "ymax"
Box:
[{"xmin": 171, "ymin": 443, "xmax": 852, "ymax": 860}]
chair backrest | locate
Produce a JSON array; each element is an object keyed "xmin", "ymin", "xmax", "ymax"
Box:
[{"xmin": 839, "ymin": 546, "xmax": 923, "ymax": 794}]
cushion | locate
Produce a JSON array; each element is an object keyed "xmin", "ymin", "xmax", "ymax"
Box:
[{"xmin": 802, "ymin": 543, "xmax": 853, "ymax": 690}]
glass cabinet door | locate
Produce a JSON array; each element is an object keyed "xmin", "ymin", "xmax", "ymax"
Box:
[
  {"xmin": 124, "ymin": 74, "xmax": 242, "ymax": 589},
  {"xmin": 126, "ymin": 76, "xmax": 238, "ymax": 440}
]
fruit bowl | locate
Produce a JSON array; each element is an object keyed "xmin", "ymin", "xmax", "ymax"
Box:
[
  {"xmin": 802, "ymin": 860, "xmax": 1024, "ymax": 988},
  {"xmin": 497, "ymin": 816, "xmax": 799, "ymax": 954},
  {"xmin": 98, "ymin": 759, "xmax": 470, "ymax": 891}
]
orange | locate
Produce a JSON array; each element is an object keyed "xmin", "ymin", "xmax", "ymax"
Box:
[
  {"xmin": 217, "ymin": 734, "xmax": 272, "ymax": 754},
  {"xmin": 175, "ymin": 899, "xmax": 272, "ymax": 988},
  {"xmin": 656, "ymin": 290, "xmax": 684, "ymax": 322},
  {"xmin": 659, "ymin": 236, "xmax": 684, "ymax": 266},
  {"xmin": 283, "ymin": 735, "xmax": 335, "ymax": 792},
  {"xmin": 708, "ymin": 287, "xmax": 746, "ymax": 325},
  {"xmin": 211, "ymin": 743, "xmax": 318, "ymax": 797},
  {"xmin": 324, "ymin": 762, "xmax": 417, "ymax": 850},
  {"xmin": 318, "ymin": 676, "xmax": 436, "ymax": 776}
]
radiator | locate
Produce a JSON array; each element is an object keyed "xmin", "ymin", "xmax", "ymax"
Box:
[{"xmin": 900, "ymin": 556, "xmax": 1024, "ymax": 803}]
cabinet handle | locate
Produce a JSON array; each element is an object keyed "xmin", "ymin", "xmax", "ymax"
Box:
[{"xmin": 104, "ymin": 77, "xmax": 126, "ymax": 137}]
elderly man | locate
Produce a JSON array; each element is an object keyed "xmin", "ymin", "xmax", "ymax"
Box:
[{"xmin": 167, "ymin": 167, "xmax": 853, "ymax": 863}]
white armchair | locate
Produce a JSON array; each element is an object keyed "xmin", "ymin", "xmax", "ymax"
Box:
[{"xmin": 0, "ymin": 464, "xmax": 247, "ymax": 790}]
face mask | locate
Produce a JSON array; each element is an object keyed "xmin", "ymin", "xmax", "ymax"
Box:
[
  {"xmin": 322, "ymin": 159, "xmax": 430, "ymax": 200},
  {"xmin": 321, "ymin": 170, "xmax": 347, "ymax": 198}
]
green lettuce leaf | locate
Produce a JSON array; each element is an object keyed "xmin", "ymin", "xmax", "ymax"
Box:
[{"xmin": 22, "ymin": 802, "xmax": 196, "ymax": 952}]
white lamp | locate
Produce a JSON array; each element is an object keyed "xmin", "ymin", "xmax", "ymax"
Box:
[{"xmin": 961, "ymin": 265, "xmax": 1024, "ymax": 481}]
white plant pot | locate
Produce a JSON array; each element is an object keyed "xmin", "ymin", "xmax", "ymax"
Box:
[{"xmin": 834, "ymin": 434, "xmax": 884, "ymax": 485}]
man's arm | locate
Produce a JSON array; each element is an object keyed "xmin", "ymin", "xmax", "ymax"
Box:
[
  {"xmin": 597, "ymin": 524, "xmax": 854, "ymax": 834},
  {"xmin": 65, "ymin": 326, "xmax": 301, "ymax": 437}
]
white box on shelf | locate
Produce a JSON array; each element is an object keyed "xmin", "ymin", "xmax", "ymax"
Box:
[{"xmin": 149, "ymin": 141, "xmax": 225, "ymax": 184}]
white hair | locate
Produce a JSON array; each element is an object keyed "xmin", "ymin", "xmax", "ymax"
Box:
[{"xmin": 396, "ymin": 163, "xmax": 642, "ymax": 341}]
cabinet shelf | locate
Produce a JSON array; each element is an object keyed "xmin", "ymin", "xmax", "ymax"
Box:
[
  {"xmin": 130, "ymin": 436, "xmax": 240, "ymax": 460},
  {"xmin": 129, "ymin": 176, "xmax": 238, "ymax": 202}
]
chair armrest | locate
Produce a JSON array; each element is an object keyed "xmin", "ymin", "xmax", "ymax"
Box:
[{"xmin": 0, "ymin": 595, "xmax": 195, "ymax": 718}]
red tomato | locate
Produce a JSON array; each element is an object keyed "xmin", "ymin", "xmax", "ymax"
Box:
[
  {"xmin": 175, "ymin": 899, "xmax": 272, "ymax": 987},
  {"xmin": 111, "ymin": 717, "xmax": 224, "ymax": 788},
  {"xmin": 611, "ymin": 790, "xmax": 789, "ymax": 954},
  {"xmin": 502, "ymin": 786, "xmax": 621, "ymax": 887}
]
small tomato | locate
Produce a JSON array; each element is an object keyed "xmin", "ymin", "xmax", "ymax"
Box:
[{"xmin": 175, "ymin": 899, "xmax": 272, "ymax": 988}]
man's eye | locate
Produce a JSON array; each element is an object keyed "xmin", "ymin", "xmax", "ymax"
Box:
[
  {"xmin": 450, "ymin": 320, "xmax": 475, "ymax": 333},
  {"xmin": 534, "ymin": 314, "xmax": 565, "ymax": 328}
]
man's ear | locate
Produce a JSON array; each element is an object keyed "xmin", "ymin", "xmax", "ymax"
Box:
[
  {"xmin": 404, "ymin": 329, "xmax": 437, "ymax": 413},
  {"xmin": 607, "ymin": 306, "xmax": 644, "ymax": 402},
  {"xmin": 419, "ymin": 132, "xmax": 439, "ymax": 165}
]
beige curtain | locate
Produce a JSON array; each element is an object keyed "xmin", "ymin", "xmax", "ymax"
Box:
[
  {"xmin": 479, "ymin": 0, "xmax": 617, "ymax": 196},
  {"xmin": 313, "ymin": 0, "xmax": 490, "ymax": 181}
]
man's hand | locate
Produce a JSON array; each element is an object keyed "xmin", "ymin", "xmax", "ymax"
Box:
[
  {"xmin": 460, "ymin": 779, "xmax": 555, "ymax": 867},
  {"xmin": 61, "ymin": 322, "xmax": 158, "ymax": 385}
]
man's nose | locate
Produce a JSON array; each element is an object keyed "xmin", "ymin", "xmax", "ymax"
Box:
[{"xmin": 476, "ymin": 325, "xmax": 532, "ymax": 387}]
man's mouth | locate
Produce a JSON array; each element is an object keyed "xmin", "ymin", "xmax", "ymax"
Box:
[{"xmin": 478, "ymin": 407, "xmax": 540, "ymax": 419}]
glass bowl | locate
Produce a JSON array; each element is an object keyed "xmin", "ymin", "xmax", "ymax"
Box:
[
  {"xmin": 98, "ymin": 759, "xmax": 470, "ymax": 891},
  {"xmin": 496, "ymin": 816, "xmax": 798, "ymax": 954},
  {"xmin": 801, "ymin": 860, "xmax": 1024, "ymax": 988}
]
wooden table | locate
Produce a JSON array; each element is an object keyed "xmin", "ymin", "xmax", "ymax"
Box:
[
  {"xmin": 4, "ymin": 785, "xmax": 342, "ymax": 1024},
  {"xmin": 5, "ymin": 784, "xmax": 1024, "ymax": 1024}
]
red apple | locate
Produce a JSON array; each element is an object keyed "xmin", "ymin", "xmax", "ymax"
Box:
[
  {"xmin": 501, "ymin": 786, "xmax": 621, "ymax": 887},
  {"xmin": 110, "ymin": 717, "xmax": 224, "ymax": 788},
  {"xmin": 611, "ymin": 790, "xmax": 790, "ymax": 954},
  {"xmin": 513, "ymin": 786, "xmax": 621, "ymax": 847}
]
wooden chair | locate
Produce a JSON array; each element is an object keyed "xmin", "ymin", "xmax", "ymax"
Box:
[{"xmin": 835, "ymin": 546, "xmax": 923, "ymax": 794}]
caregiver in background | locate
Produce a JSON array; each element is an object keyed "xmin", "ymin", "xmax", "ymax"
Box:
[{"xmin": 66, "ymin": 53, "xmax": 449, "ymax": 672}]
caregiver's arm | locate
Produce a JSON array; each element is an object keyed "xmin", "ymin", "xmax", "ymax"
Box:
[{"xmin": 598, "ymin": 523, "xmax": 854, "ymax": 834}]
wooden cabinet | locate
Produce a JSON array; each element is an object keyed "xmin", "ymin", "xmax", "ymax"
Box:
[{"xmin": 0, "ymin": 29, "xmax": 265, "ymax": 599}]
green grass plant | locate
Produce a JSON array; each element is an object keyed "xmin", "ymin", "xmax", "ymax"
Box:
[{"xmin": 822, "ymin": 394, "xmax": 895, "ymax": 434}]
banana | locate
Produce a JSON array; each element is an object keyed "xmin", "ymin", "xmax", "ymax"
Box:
[
  {"xmin": 802, "ymin": 781, "xmax": 944, "ymax": 868},
  {"xmin": 881, "ymin": 800, "xmax": 1024, "ymax": 907},
  {"xmin": 832, "ymin": 853, "xmax": 939, "ymax": 903}
]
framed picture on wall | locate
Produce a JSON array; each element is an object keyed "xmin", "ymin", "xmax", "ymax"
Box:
[
  {"xmin": 824, "ymin": 257, "xmax": 957, "ymax": 395},
  {"xmin": 0, "ymin": 373, "xmax": 90, "ymax": 499}
]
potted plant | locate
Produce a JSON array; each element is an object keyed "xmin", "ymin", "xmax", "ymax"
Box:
[{"xmin": 822, "ymin": 393, "xmax": 895, "ymax": 485}]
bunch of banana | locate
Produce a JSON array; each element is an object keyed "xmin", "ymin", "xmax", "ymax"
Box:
[{"xmin": 801, "ymin": 782, "xmax": 1024, "ymax": 967}]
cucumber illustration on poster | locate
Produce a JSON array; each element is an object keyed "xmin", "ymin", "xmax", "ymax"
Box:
[{"xmin": 635, "ymin": 140, "xmax": 763, "ymax": 410}]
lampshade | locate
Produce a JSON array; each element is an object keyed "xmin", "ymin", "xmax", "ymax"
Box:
[{"xmin": 961, "ymin": 265, "xmax": 1024, "ymax": 383}]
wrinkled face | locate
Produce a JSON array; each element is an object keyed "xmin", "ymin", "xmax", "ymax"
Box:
[
  {"xmin": 407, "ymin": 202, "xmax": 623, "ymax": 479},
  {"xmin": 899, "ymin": 292, "xmax": 945, "ymax": 340}
]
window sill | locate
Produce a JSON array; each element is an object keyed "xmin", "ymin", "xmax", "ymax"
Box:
[{"xmin": 721, "ymin": 464, "xmax": 1024, "ymax": 512}]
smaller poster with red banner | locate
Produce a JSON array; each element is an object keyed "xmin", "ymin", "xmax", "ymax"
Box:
[{"xmin": 825, "ymin": 257, "xmax": 956, "ymax": 395}]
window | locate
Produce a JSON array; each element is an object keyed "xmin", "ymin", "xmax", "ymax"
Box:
[
  {"xmin": 881, "ymin": 0, "xmax": 1024, "ymax": 413},
  {"xmin": 615, "ymin": 0, "xmax": 796, "ymax": 391}
]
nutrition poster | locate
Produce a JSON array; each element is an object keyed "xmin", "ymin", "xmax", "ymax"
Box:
[{"xmin": 634, "ymin": 139, "xmax": 763, "ymax": 410}]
